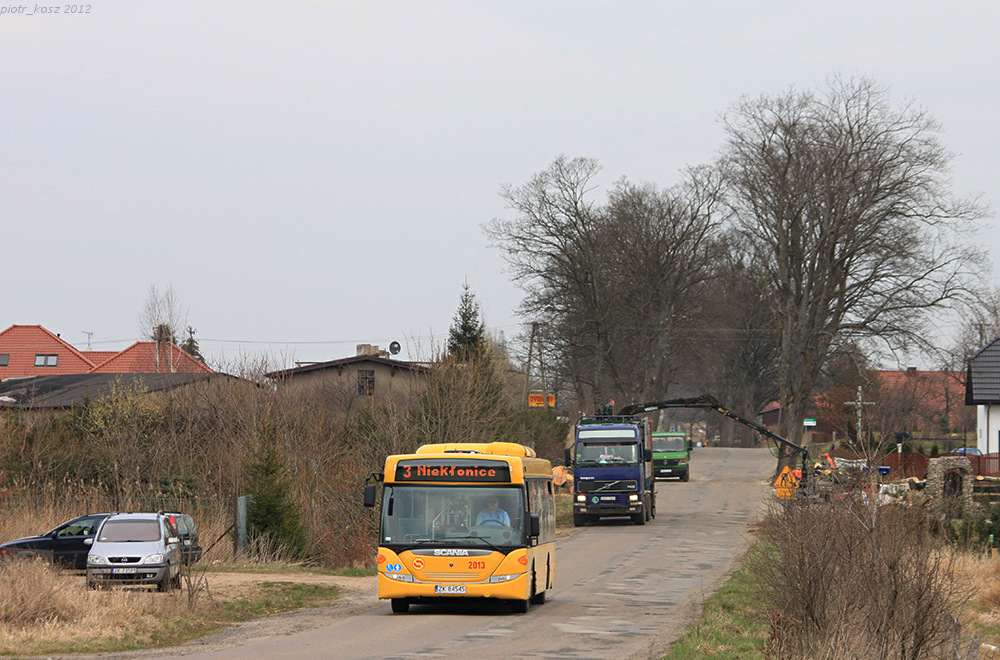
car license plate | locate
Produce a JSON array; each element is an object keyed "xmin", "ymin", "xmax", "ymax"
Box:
[
  {"xmin": 112, "ymin": 567, "xmax": 137, "ymax": 574},
  {"xmin": 434, "ymin": 585, "xmax": 466, "ymax": 594}
]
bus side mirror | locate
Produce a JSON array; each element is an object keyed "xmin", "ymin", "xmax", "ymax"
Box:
[
  {"xmin": 363, "ymin": 484, "xmax": 377, "ymax": 508},
  {"xmin": 528, "ymin": 513, "xmax": 540, "ymax": 537}
]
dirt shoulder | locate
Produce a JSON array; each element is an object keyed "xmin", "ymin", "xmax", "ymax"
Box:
[{"xmin": 50, "ymin": 571, "xmax": 379, "ymax": 660}]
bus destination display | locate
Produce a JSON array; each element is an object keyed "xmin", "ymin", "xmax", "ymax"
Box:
[{"xmin": 395, "ymin": 459, "xmax": 511, "ymax": 483}]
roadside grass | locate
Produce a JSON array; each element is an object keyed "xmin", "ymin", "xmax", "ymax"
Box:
[
  {"xmin": 662, "ymin": 548, "xmax": 768, "ymax": 659},
  {"xmin": 664, "ymin": 536, "xmax": 1000, "ymax": 659},
  {"xmin": 554, "ymin": 491, "xmax": 573, "ymax": 530},
  {"xmin": 0, "ymin": 558, "xmax": 342, "ymax": 656}
]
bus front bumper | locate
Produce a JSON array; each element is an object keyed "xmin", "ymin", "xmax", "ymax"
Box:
[{"xmin": 377, "ymin": 571, "xmax": 528, "ymax": 601}]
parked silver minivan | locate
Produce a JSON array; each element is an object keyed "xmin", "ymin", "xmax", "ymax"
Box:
[{"xmin": 86, "ymin": 512, "xmax": 182, "ymax": 591}]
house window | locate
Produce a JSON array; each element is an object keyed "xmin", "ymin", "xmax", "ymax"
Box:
[
  {"xmin": 0, "ymin": 354, "xmax": 8, "ymax": 367},
  {"xmin": 358, "ymin": 369, "xmax": 375, "ymax": 396},
  {"xmin": 34, "ymin": 354, "xmax": 58, "ymax": 367}
]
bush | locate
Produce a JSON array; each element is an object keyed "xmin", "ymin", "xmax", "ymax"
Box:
[{"xmin": 750, "ymin": 494, "xmax": 969, "ymax": 659}]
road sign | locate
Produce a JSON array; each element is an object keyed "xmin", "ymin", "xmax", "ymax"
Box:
[
  {"xmin": 803, "ymin": 418, "xmax": 816, "ymax": 427},
  {"xmin": 773, "ymin": 465, "xmax": 799, "ymax": 499}
]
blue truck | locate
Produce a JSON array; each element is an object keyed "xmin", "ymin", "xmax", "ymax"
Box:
[{"xmin": 567, "ymin": 415, "xmax": 656, "ymax": 526}]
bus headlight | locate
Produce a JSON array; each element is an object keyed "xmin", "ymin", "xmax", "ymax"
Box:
[
  {"xmin": 384, "ymin": 572, "xmax": 414, "ymax": 582},
  {"xmin": 628, "ymin": 494, "xmax": 640, "ymax": 502},
  {"xmin": 489, "ymin": 574, "xmax": 521, "ymax": 583}
]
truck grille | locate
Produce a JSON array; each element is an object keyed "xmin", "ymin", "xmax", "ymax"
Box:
[{"xmin": 578, "ymin": 480, "xmax": 638, "ymax": 493}]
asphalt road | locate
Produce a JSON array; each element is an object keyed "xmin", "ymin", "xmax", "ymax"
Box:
[{"xmin": 144, "ymin": 446, "xmax": 777, "ymax": 660}]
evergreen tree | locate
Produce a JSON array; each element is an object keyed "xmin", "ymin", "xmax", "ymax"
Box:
[
  {"xmin": 180, "ymin": 326, "xmax": 204, "ymax": 362},
  {"xmin": 447, "ymin": 282, "xmax": 487, "ymax": 358},
  {"xmin": 245, "ymin": 431, "xmax": 309, "ymax": 559}
]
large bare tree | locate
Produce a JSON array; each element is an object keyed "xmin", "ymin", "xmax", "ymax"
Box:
[
  {"xmin": 487, "ymin": 156, "xmax": 723, "ymax": 412},
  {"xmin": 721, "ymin": 78, "xmax": 986, "ymax": 447}
]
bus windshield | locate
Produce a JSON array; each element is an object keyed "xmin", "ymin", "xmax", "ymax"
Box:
[
  {"xmin": 380, "ymin": 485, "xmax": 525, "ymax": 547},
  {"xmin": 653, "ymin": 436, "xmax": 687, "ymax": 452}
]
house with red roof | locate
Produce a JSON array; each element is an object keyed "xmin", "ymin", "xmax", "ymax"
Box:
[
  {"xmin": 0, "ymin": 324, "xmax": 213, "ymax": 379},
  {"xmin": 759, "ymin": 368, "xmax": 973, "ymax": 448}
]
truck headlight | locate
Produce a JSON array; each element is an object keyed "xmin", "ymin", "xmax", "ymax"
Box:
[
  {"xmin": 576, "ymin": 494, "xmax": 586, "ymax": 502},
  {"xmin": 628, "ymin": 494, "xmax": 640, "ymax": 501}
]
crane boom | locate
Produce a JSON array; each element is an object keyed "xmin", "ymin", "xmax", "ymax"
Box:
[{"xmin": 618, "ymin": 394, "xmax": 810, "ymax": 475}]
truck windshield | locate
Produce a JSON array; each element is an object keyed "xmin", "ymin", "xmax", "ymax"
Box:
[
  {"xmin": 653, "ymin": 436, "xmax": 687, "ymax": 452},
  {"xmin": 380, "ymin": 485, "xmax": 525, "ymax": 547},
  {"xmin": 576, "ymin": 442, "xmax": 639, "ymax": 466}
]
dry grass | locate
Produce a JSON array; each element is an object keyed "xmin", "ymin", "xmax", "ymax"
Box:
[{"xmin": 0, "ymin": 559, "xmax": 214, "ymax": 655}]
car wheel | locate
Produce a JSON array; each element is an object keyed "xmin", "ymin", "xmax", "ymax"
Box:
[
  {"xmin": 157, "ymin": 574, "xmax": 172, "ymax": 592},
  {"xmin": 87, "ymin": 580, "xmax": 98, "ymax": 590}
]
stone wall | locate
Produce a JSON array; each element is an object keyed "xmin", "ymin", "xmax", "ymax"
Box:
[{"xmin": 925, "ymin": 456, "xmax": 976, "ymax": 519}]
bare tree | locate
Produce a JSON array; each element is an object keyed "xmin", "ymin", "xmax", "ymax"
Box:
[
  {"xmin": 487, "ymin": 156, "xmax": 724, "ymax": 412},
  {"xmin": 721, "ymin": 78, "xmax": 986, "ymax": 448},
  {"xmin": 139, "ymin": 283, "xmax": 189, "ymax": 373}
]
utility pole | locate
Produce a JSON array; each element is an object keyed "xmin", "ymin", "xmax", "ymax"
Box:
[
  {"xmin": 844, "ymin": 386, "xmax": 875, "ymax": 444},
  {"xmin": 524, "ymin": 322, "xmax": 550, "ymax": 409}
]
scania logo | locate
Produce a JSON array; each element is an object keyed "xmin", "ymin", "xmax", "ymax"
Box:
[{"xmin": 433, "ymin": 549, "xmax": 470, "ymax": 556}]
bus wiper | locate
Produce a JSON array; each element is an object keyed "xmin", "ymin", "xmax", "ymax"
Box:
[{"xmin": 447, "ymin": 536, "xmax": 503, "ymax": 552}]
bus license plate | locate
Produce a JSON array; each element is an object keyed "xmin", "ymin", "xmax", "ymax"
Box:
[
  {"xmin": 112, "ymin": 567, "xmax": 137, "ymax": 574},
  {"xmin": 435, "ymin": 585, "xmax": 466, "ymax": 594}
]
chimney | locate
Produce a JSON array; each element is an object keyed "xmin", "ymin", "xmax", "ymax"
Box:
[
  {"xmin": 906, "ymin": 367, "xmax": 917, "ymax": 375},
  {"xmin": 356, "ymin": 344, "xmax": 380, "ymax": 356}
]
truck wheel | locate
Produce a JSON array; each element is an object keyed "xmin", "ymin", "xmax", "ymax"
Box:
[
  {"xmin": 631, "ymin": 507, "xmax": 646, "ymax": 525},
  {"xmin": 391, "ymin": 598, "xmax": 410, "ymax": 613},
  {"xmin": 681, "ymin": 471, "xmax": 690, "ymax": 482},
  {"xmin": 572, "ymin": 513, "xmax": 588, "ymax": 527}
]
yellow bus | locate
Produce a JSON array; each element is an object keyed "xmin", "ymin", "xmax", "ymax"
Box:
[{"xmin": 363, "ymin": 442, "xmax": 555, "ymax": 613}]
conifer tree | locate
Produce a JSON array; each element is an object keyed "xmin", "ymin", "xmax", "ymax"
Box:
[{"xmin": 447, "ymin": 282, "xmax": 487, "ymax": 359}]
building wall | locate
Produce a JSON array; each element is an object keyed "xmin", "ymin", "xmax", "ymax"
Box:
[
  {"xmin": 275, "ymin": 362, "xmax": 428, "ymax": 411},
  {"xmin": 977, "ymin": 405, "xmax": 1000, "ymax": 454}
]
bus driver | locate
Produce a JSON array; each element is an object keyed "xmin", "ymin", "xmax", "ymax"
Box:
[{"xmin": 476, "ymin": 496, "xmax": 510, "ymax": 526}]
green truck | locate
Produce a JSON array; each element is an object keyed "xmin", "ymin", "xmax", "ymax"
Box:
[{"xmin": 651, "ymin": 431, "xmax": 691, "ymax": 481}]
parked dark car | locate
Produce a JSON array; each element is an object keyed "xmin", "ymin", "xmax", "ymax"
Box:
[
  {"xmin": 165, "ymin": 513, "xmax": 202, "ymax": 564},
  {"xmin": 0, "ymin": 513, "xmax": 112, "ymax": 569}
]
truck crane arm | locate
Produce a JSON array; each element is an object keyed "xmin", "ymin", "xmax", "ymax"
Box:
[{"xmin": 618, "ymin": 394, "xmax": 810, "ymax": 474}]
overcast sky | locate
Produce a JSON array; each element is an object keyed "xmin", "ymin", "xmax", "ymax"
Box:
[{"xmin": 3, "ymin": 1, "xmax": 997, "ymax": 369}]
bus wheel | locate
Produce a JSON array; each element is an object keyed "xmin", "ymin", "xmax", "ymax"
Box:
[
  {"xmin": 572, "ymin": 513, "xmax": 588, "ymax": 527},
  {"xmin": 511, "ymin": 598, "xmax": 529, "ymax": 613},
  {"xmin": 391, "ymin": 599, "xmax": 410, "ymax": 614}
]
